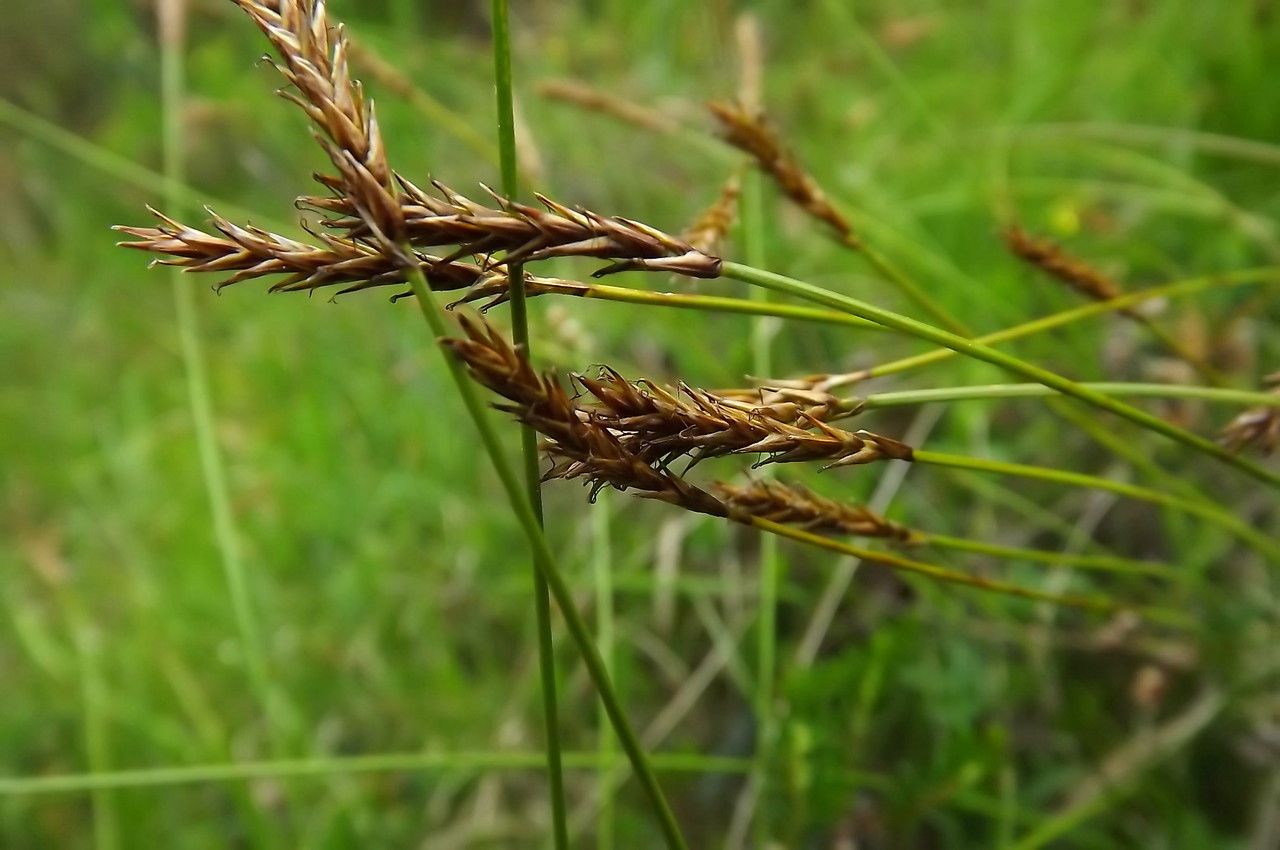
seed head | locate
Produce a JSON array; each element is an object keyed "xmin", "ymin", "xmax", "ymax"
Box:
[{"xmin": 712, "ymin": 480, "xmax": 918, "ymax": 541}]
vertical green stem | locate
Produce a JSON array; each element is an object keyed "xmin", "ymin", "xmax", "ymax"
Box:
[
  {"xmin": 158, "ymin": 0, "xmax": 284, "ymax": 757},
  {"xmin": 488, "ymin": 3, "xmax": 569, "ymax": 846},
  {"xmin": 592, "ymin": 493, "xmax": 617, "ymax": 850},
  {"xmin": 405, "ymin": 264, "xmax": 689, "ymax": 850},
  {"xmin": 742, "ymin": 168, "xmax": 780, "ymax": 844}
]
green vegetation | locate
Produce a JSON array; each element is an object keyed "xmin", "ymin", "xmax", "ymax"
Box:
[{"xmin": 2, "ymin": 1, "xmax": 1278, "ymax": 847}]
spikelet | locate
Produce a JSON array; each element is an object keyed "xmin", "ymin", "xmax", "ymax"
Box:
[
  {"xmin": 114, "ymin": 207, "xmax": 480, "ymax": 296},
  {"xmin": 444, "ymin": 316, "xmax": 911, "ymax": 472},
  {"xmin": 1002, "ymin": 226, "xmax": 1128, "ymax": 308},
  {"xmin": 682, "ymin": 173, "xmax": 742, "ymax": 256},
  {"xmin": 708, "ymin": 100, "xmax": 857, "ymax": 248},
  {"xmin": 442, "ymin": 315, "xmax": 730, "ymax": 518},
  {"xmin": 712, "ymin": 480, "xmax": 917, "ymax": 541},
  {"xmin": 1219, "ymin": 372, "xmax": 1280, "ymax": 455},
  {"xmin": 537, "ymin": 78, "xmax": 681, "ymax": 136}
]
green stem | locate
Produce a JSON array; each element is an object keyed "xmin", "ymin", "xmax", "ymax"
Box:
[
  {"xmin": 743, "ymin": 167, "xmax": 779, "ymax": 846},
  {"xmin": 749, "ymin": 519, "xmax": 1110, "ymax": 612},
  {"xmin": 0, "ymin": 97, "xmax": 278, "ymax": 230},
  {"xmin": 859, "ymin": 240, "xmax": 971, "ymax": 335},
  {"xmin": 592, "ymin": 493, "xmax": 617, "ymax": 850},
  {"xmin": 918, "ymin": 535, "xmax": 1177, "ymax": 580},
  {"xmin": 404, "ymin": 263, "xmax": 689, "ymax": 850},
  {"xmin": 0, "ymin": 750, "xmax": 751, "ymax": 797},
  {"xmin": 913, "ymin": 450, "xmax": 1280, "ymax": 561},
  {"xmin": 567, "ymin": 281, "xmax": 881, "ymax": 329},
  {"xmin": 720, "ymin": 261, "xmax": 1280, "ymax": 489},
  {"xmin": 851, "ymin": 268, "xmax": 1280, "ymax": 385},
  {"xmin": 750, "ymin": 518, "xmax": 1189, "ymax": 628},
  {"xmin": 858, "ymin": 382, "xmax": 1280, "ymax": 410},
  {"xmin": 158, "ymin": 0, "xmax": 286, "ymax": 757},
  {"xmin": 488, "ymin": 4, "xmax": 568, "ymax": 846}
]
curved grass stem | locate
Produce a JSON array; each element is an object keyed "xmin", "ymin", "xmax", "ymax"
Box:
[
  {"xmin": 720, "ymin": 261, "xmax": 1280, "ymax": 490},
  {"xmin": 849, "ymin": 268, "xmax": 1280, "ymax": 385},
  {"xmin": 859, "ymin": 383, "xmax": 1280, "ymax": 410},
  {"xmin": 750, "ymin": 518, "xmax": 1190, "ymax": 628},
  {"xmin": 912, "ymin": 450, "xmax": 1280, "ymax": 562}
]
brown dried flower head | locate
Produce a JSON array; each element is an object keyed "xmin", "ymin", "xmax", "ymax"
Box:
[
  {"xmin": 682, "ymin": 173, "xmax": 742, "ymax": 256},
  {"xmin": 442, "ymin": 315, "xmax": 730, "ymax": 518},
  {"xmin": 114, "ymin": 207, "xmax": 481, "ymax": 297},
  {"xmin": 1002, "ymin": 225, "xmax": 1126, "ymax": 307},
  {"xmin": 712, "ymin": 480, "xmax": 917, "ymax": 541},
  {"xmin": 709, "ymin": 100, "xmax": 857, "ymax": 248}
]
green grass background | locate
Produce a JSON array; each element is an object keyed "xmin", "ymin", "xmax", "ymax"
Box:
[{"xmin": 2, "ymin": 0, "xmax": 1278, "ymax": 846}]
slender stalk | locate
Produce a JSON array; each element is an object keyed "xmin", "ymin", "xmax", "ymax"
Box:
[
  {"xmin": 913, "ymin": 450, "xmax": 1280, "ymax": 561},
  {"xmin": 592, "ymin": 493, "xmax": 617, "ymax": 850},
  {"xmin": 720, "ymin": 261, "xmax": 1280, "ymax": 489},
  {"xmin": 749, "ymin": 518, "xmax": 1190, "ymax": 628},
  {"xmin": 0, "ymin": 750, "xmax": 751, "ymax": 797},
  {"xmin": 748, "ymin": 519, "xmax": 1110, "ymax": 612},
  {"xmin": 404, "ymin": 262, "xmax": 689, "ymax": 850},
  {"xmin": 859, "ymin": 240, "xmax": 970, "ymax": 335},
  {"xmin": 488, "ymin": 4, "xmax": 568, "ymax": 845},
  {"xmin": 849, "ymin": 268, "xmax": 1280, "ymax": 385},
  {"xmin": 918, "ymin": 535, "xmax": 1177, "ymax": 580},
  {"xmin": 743, "ymin": 168, "xmax": 779, "ymax": 846},
  {"xmin": 158, "ymin": 0, "xmax": 286, "ymax": 757},
  {"xmin": 552, "ymin": 281, "xmax": 881, "ymax": 329},
  {"xmin": 859, "ymin": 382, "xmax": 1280, "ymax": 410},
  {"xmin": 0, "ymin": 97, "xmax": 274, "ymax": 229}
]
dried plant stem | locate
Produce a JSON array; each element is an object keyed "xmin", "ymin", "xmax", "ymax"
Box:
[
  {"xmin": 402, "ymin": 261, "xmax": 689, "ymax": 850},
  {"xmin": 159, "ymin": 0, "xmax": 287, "ymax": 763},
  {"xmin": 488, "ymin": 4, "xmax": 568, "ymax": 845},
  {"xmin": 846, "ymin": 267, "xmax": 1280, "ymax": 386},
  {"xmin": 721, "ymin": 261, "xmax": 1280, "ymax": 490},
  {"xmin": 858, "ymin": 383, "xmax": 1280, "ymax": 410},
  {"xmin": 592, "ymin": 493, "xmax": 617, "ymax": 850},
  {"xmin": 912, "ymin": 451, "xmax": 1280, "ymax": 561}
]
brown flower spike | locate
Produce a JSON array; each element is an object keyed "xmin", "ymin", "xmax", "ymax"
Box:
[
  {"xmin": 712, "ymin": 480, "xmax": 917, "ymax": 542},
  {"xmin": 709, "ymin": 100, "xmax": 857, "ymax": 248}
]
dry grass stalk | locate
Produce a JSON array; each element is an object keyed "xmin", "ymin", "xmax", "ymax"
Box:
[
  {"xmin": 115, "ymin": 207, "xmax": 481, "ymax": 296},
  {"xmin": 682, "ymin": 173, "xmax": 742, "ymax": 256},
  {"xmin": 1002, "ymin": 225, "xmax": 1128, "ymax": 309},
  {"xmin": 536, "ymin": 78, "xmax": 682, "ymax": 136},
  {"xmin": 712, "ymin": 480, "xmax": 917, "ymax": 541},
  {"xmin": 708, "ymin": 100, "xmax": 858, "ymax": 248},
  {"xmin": 1219, "ymin": 372, "xmax": 1280, "ymax": 454}
]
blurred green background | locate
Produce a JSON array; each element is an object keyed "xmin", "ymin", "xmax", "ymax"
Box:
[{"xmin": 2, "ymin": 0, "xmax": 1279, "ymax": 847}]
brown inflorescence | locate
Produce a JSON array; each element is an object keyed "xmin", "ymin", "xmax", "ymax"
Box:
[
  {"xmin": 445, "ymin": 315, "xmax": 911, "ymax": 475},
  {"xmin": 1002, "ymin": 225, "xmax": 1128, "ymax": 308},
  {"xmin": 712, "ymin": 480, "xmax": 917, "ymax": 541},
  {"xmin": 118, "ymin": 1, "xmax": 724, "ymax": 299},
  {"xmin": 114, "ymin": 207, "xmax": 481, "ymax": 297},
  {"xmin": 709, "ymin": 100, "xmax": 857, "ymax": 248}
]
